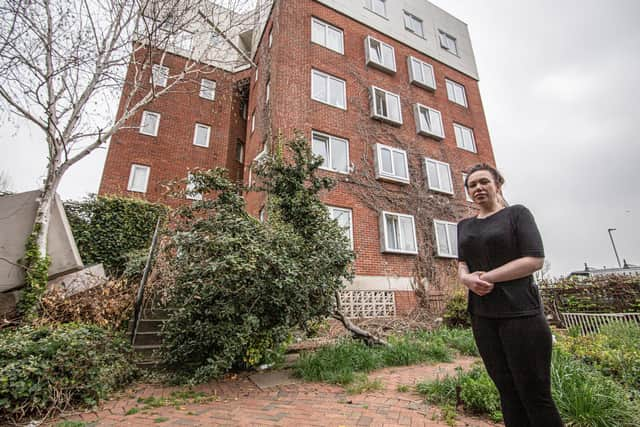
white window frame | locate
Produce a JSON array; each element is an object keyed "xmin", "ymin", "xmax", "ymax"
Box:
[
  {"xmin": 251, "ymin": 111, "xmax": 256, "ymax": 133},
  {"xmin": 268, "ymin": 27, "xmax": 273, "ymax": 48},
  {"xmin": 446, "ymin": 79, "xmax": 468, "ymax": 107},
  {"xmin": 364, "ymin": 35, "xmax": 396, "ymax": 73},
  {"xmin": 139, "ymin": 111, "xmax": 160, "ymax": 136},
  {"xmin": 186, "ymin": 173, "xmax": 203, "ymax": 201},
  {"xmin": 127, "ymin": 164, "xmax": 150, "ymax": 193},
  {"xmin": 327, "ymin": 205, "xmax": 354, "ymax": 249},
  {"xmin": 255, "ymin": 66, "xmax": 259, "ymax": 82},
  {"xmin": 199, "ymin": 79, "xmax": 216, "ymax": 100},
  {"xmin": 151, "ymin": 64, "xmax": 169, "ymax": 87},
  {"xmin": 370, "ymin": 86, "xmax": 402, "ymax": 125},
  {"xmin": 311, "ymin": 17, "xmax": 344, "ymax": 55},
  {"xmin": 407, "ymin": 56, "xmax": 436, "ymax": 91},
  {"xmin": 403, "ymin": 11, "xmax": 424, "ymax": 37},
  {"xmin": 434, "ymin": 219, "xmax": 458, "ymax": 258},
  {"xmin": 265, "ymin": 80, "xmax": 270, "ymax": 102},
  {"xmin": 312, "ymin": 130, "xmax": 350, "ymax": 174},
  {"xmin": 311, "ymin": 69, "xmax": 346, "ymax": 110},
  {"xmin": 381, "ymin": 211, "xmax": 418, "ymax": 255},
  {"xmin": 462, "ymin": 173, "xmax": 473, "ymax": 202},
  {"xmin": 236, "ymin": 141, "xmax": 244, "ymax": 163},
  {"xmin": 366, "ymin": 0, "xmax": 386, "ymax": 18},
  {"xmin": 374, "ymin": 143, "xmax": 409, "ymax": 184},
  {"xmin": 424, "ymin": 158, "xmax": 454, "ymax": 195},
  {"xmin": 193, "ymin": 123, "xmax": 211, "ymax": 148},
  {"xmin": 414, "ymin": 103, "xmax": 444, "ymax": 139},
  {"xmin": 439, "ymin": 30, "xmax": 458, "ymax": 55},
  {"xmin": 454, "ymin": 123, "xmax": 477, "ymax": 153}
]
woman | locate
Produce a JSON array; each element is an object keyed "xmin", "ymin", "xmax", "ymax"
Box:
[{"xmin": 457, "ymin": 163, "xmax": 563, "ymax": 427}]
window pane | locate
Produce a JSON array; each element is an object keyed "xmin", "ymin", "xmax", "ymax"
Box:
[
  {"xmin": 312, "ymin": 134, "xmax": 329, "ymax": 168},
  {"xmin": 372, "ymin": 0, "xmax": 385, "ymax": 15},
  {"xmin": 447, "ymin": 224, "xmax": 458, "ymax": 256},
  {"xmin": 423, "ymin": 64, "xmax": 434, "ymax": 87},
  {"xmin": 130, "ymin": 166, "xmax": 148, "ymax": 192},
  {"xmin": 329, "ymin": 78, "xmax": 345, "ymax": 108},
  {"xmin": 399, "ymin": 217, "xmax": 415, "ymax": 251},
  {"xmin": 331, "ymin": 137, "xmax": 348, "ymax": 172},
  {"xmin": 195, "ymin": 125, "xmax": 209, "ymax": 146},
  {"xmin": 411, "ymin": 58, "xmax": 424, "ymax": 83},
  {"xmin": 382, "ymin": 44, "xmax": 394, "ymax": 69},
  {"xmin": 374, "ymin": 89, "xmax": 387, "ymax": 117},
  {"xmin": 429, "ymin": 110, "xmax": 443, "ymax": 136},
  {"xmin": 141, "ymin": 113, "xmax": 157, "ymax": 134},
  {"xmin": 419, "ymin": 107, "xmax": 430, "ymax": 131},
  {"xmin": 454, "ymin": 85, "xmax": 466, "ymax": 105},
  {"xmin": 386, "ymin": 215, "xmax": 399, "ymax": 249},
  {"xmin": 393, "ymin": 151, "xmax": 407, "ymax": 178},
  {"xmin": 327, "ymin": 27, "xmax": 342, "ymax": 52},
  {"xmin": 426, "ymin": 161, "xmax": 439, "ymax": 189},
  {"xmin": 380, "ymin": 147, "xmax": 393, "ymax": 174},
  {"xmin": 312, "ymin": 72, "xmax": 327, "ymax": 102},
  {"xmin": 437, "ymin": 163, "xmax": 452, "ymax": 192},
  {"xmin": 311, "ymin": 20, "xmax": 325, "ymax": 45},
  {"xmin": 387, "ymin": 93, "xmax": 400, "ymax": 122},
  {"xmin": 369, "ymin": 39, "xmax": 382, "ymax": 64},
  {"xmin": 436, "ymin": 222, "xmax": 449, "ymax": 254}
]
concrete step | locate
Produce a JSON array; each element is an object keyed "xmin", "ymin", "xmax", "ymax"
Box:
[
  {"xmin": 133, "ymin": 331, "xmax": 162, "ymax": 347},
  {"xmin": 142, "ymin": 307, "xmax": 173, "ymax": 319},
  {"xmin": 132, "ymin": 344, "xmax": 161, "ymax": 360},
  {"xmin": 135, "ymin": 319, "xmax": 165, "ymax": 333}
]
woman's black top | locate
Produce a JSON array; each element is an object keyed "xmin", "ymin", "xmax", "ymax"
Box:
[{"xmin": 457, "ymin": 204, "xmax": 544, "ymax": 318}]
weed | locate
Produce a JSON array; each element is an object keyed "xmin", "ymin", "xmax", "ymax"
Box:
[
  {"xmin": 125, "ymin": 407, "xmax": 140, "ymax": 415},
  {"xmin": 154, "ymin": 417, "xmax": 169, "ymax": 423},
  {"xmin": 345, "ymin": 374, "xmax": 384, "ymax": 394},
  {"xmin": 396, "ymin": 384, "xmax": 410, "ymax": 392}
]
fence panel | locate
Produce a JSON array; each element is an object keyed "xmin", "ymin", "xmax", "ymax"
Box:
[{"xmin": 560, "ymin": 312, "xmax": 640, "ymax": 335}]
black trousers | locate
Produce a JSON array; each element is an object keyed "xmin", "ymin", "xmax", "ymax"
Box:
[{"xmin": 471, "ymin": 313, "xmax": 563, "ymax": 427}]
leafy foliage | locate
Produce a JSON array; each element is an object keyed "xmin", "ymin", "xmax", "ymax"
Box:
[
  {"xmin": 0, "ymin": 323, "xmax": 137, "ymax": 423},
  {"xmin": 442, "ymin": 291, "xmax": 471, "ymax": 328},
  {"xmin": 16, "ymin": 224, "xmax": 51, "ymax": 318},
  {"xmin": 159, "ymin": 133, "xmax": 354, "ymax": 383},
  {"xmin": 64, "ymin": 195, "xmax": 166, "ymax": 276}
]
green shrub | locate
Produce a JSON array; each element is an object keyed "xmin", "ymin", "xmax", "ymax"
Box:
[
  {"xmin": 64, "ymin": 195, "xmax": 166, "ymax": 276},
  {"xmin": 442, "ymin": 292, "xmax": 470, "ymax": 328},
  {"xmin": 0, "ymin": 323, "xmax": 137, "ymax": 422}
]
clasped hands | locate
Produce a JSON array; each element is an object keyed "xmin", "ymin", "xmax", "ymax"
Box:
[{"xmin": 461, "ymin": 271, "xmax": 494, "ymax": 296}]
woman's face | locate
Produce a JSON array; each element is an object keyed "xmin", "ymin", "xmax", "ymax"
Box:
[{"xmin": 466, "ymin": 170, "xmax": 500, "ymax": 206}]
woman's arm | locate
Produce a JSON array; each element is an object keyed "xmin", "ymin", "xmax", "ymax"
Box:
[
  {"xmin": 480, "ymin": 256, "xmax": 544, "ymax": 284},
  {"xmin": 459, "ymin": 262, "xmax": 494, "ymax": 296}
]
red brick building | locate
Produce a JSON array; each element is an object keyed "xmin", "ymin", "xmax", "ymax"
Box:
[{"xmin": 100, "ymin": 0, "xmax": 496, "ymax": 317}]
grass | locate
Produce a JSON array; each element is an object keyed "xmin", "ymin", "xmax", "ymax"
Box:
[
  {"xmin": 344, "ymin": 374, "xmax": 384, "ymax": 394},
  {"xmin": 292, "ymin": 327, "xmax": 476, "ymax": 386},
  {"xmin": 396, "ymin": 384, "xmax": 410, "ymax": 392}
]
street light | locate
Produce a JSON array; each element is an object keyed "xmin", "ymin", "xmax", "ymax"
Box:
[{"xmin": 607, "ymin": 228, "xmax": 622, "ymax": 268}]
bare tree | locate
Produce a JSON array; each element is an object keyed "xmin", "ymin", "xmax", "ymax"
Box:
[{"xmin": 0, "ymin": 0, "xmax": 268, "ymax": 295}]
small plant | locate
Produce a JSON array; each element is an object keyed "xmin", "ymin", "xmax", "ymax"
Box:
[
  {"xmin": 154, "ymin": 417, "xmax": 169, "ymax": 423},
  {"xmin": 439, "ymin": 404, "xmax": 457, "ymax": 427},
  {"xmin": 396, "ymin": 384, "xmax": 410, "ymax": 392},
  {"xmin": 442, "ymin": 291, "xmax": 470, "ymax": 328},
  {"xmin": 125, "ymin": 407, "xmax": 140, "ymax": 416},
  {"xmin": 345, "ymin": 374, "xmax": 384, "ymax": 394}
]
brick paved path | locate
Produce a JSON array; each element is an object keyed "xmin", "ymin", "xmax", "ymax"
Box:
[{"xmin": 52, "ymin": 357, "xmax": 500, "ymax": 427}]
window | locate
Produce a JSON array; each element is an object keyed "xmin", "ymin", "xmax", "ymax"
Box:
[
  {"xmin": 151, "ymin": 64, "xmax": 169, "ymax": 87},
  {"xmin": 403, "ymin": 12, "xmax": 424, "ymax": 37},
  {"xmin": 424, "ymin": 158, "xmax": 453, "ymax": 194},
  {"xmin": 371, "ymin": 86, "xmax": 402, "ymax": 125},
  {"xmin": 139, "ymin": 111, "xmax": 160, "ymax": 136},
  {"xmin": 381, "ymin": 211, "xmax": 417, "ymax": 254},
  {"xmin": 408, "ymin": 56, "xmax": 435, "ymax": 91},
  {"xmin": 210, "ymin": 31, "xmax": 222, "ymax": 46},
  {"xmin": 454, "ymin": 123, "xmax": 477, "ymax": 152},
  {"xmin": 186, "ymin": 173, "xmax": 202, "ymax": 200},
  {"xmin": 462, "ymin": 173, "xmax": 473, "ymax": 202},
  {"xmin": 365, "ymin": 36, "xmax": 396, "ymax": 73},
  {"xmin": 265, "ymin": 80, "xmax": 270, "ymax": 102},
  {"xmin": 172, "ymin": 30, "xmax": 192, "ymax": 51},
  {"xmin": 367, "ymin": 0, "xmax": 386, "ymax": 17},
  {"xmin": 439, "ymin": 31, "xmax": 458, "ymax": 55},
  {"xmin": 251, "ymin": 111, "xmax": 256, "ymax": 133},
  {"xmin": 311, "ymin": 17, "xmax": 344, "ymax": 54},
  {"xmin": 236, "ymin": 141, "xmax": 244, "ymax": 163},
  {"xmin": 193, "ymin": 123, "xmax": 211, "ymax": 147},
  {"xmin": 199, "ymin": 79, "xmax": 216, "ymax": 100},
  {"xmin": 328, "ymin": 206, "xmax": 353, "ymax": 248},
  {"xmin": 414, "ymin": 104, "xmax": 444, "ymax": 139},
  {"xmin": 446, "ymin": 79, "xmax": 467, "ymax": 107},
  {"xmin": 434, "ymin": 220, "xmax": 458, "ymax": 258},
  {"xmin": 375, "ymin": 143, "xmax": 409, "ymax": 183},
  {"xmin": 127, "ymin": 164, "xmax": 150, "ymax": 193},
  {"xmin": 312, "ymin": 131, "xmax": 349, "ymax": 173},
  {"xmin": 311, "ymin": 69, "xmax": 346, "ymax": 109}
]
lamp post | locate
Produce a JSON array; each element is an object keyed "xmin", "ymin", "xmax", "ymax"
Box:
[{"xmin": 607, "ymin": 228, "xmax": 622, "ymax": 268}]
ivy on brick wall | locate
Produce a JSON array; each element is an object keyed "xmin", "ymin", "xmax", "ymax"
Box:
[{"xmin": 64, "ymin": 195, "xmax": 167, "ymax": 276}]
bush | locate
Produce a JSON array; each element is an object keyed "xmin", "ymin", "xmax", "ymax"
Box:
[
  {"xmin": 159, "ymin": 134, "xmax": 354, "ymax": 383},
  {"xmin": 0, "ymin": 323, "xmax": 137, "ymax": 422},
  {"xmin": 442, "ymin": 291, "xmax": 470, "ymax": 328},
  {"xmin": 64, "ymin": 195, "xmax": 166, "ymax": 276}
]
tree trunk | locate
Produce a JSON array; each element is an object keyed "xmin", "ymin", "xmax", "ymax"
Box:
[
  {"xmin": 33, "ymin": 162, "xmax": 61, "ymax": 259},
  {"xmin": 332, "ymin": 291, "xmax": 388, "ymax": 346}
]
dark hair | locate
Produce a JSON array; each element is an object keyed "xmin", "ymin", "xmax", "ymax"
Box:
[{"xmin": 464, "ymin": 163, "xmax": 505, "ymax": 188}]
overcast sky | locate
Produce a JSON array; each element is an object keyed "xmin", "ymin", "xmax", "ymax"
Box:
[{"xmin": 1, "ymin": 0, "xmax": 639, "ymax": 277}]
